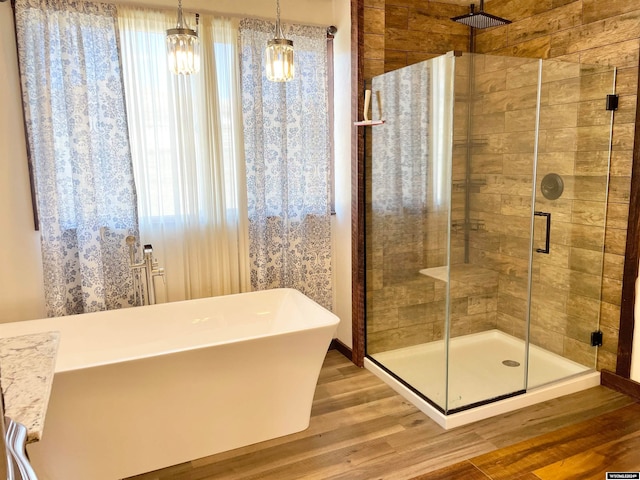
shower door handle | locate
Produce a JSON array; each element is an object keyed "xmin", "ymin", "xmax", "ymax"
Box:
[{"xmin": 534, "ymin": 211, "xmax": 551, "ymax": 254}]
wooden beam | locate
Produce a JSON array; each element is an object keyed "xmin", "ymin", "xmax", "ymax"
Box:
[
  {"xmin": 617, "ymin": 55, "xmax": 640, "ymax": 377},
  {"xmin": 351, "ymin": 0, "xmax": 365, "ymax": 367}
]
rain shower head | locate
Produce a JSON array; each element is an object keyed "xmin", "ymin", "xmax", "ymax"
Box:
[{"xmin": 451, "ymin": 0, "xmax": 511, "ymax": 29}]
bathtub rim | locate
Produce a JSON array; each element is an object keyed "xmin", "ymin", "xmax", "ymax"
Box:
[{"xmin": 0, "ymin": 288, "xmax": 339, "ymax": 373}]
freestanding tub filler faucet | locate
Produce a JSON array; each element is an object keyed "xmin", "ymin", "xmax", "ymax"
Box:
[{"xmin": 126, "ymin": 236, "xmax": 165, "ymax": 306}]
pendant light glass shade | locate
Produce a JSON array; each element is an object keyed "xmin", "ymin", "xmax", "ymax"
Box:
[
  {"xmin": 265, "ymin": 0, "xmax": 294, "ymax": 82},
  {"xmin": 166, "ymin": 0, "xmax": 200, "ymax": 75},
  {"xmin": 265, "ymin": 38, "xmax": 294, "ymax": 82}
]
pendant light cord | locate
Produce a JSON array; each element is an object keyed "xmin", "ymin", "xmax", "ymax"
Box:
[
  {"xmin": 176, "ymin": 0, "xmax": 184, "ymax": 29},
  {"xmin": 275, "ymin": 0, "xmax": 284, "ymax": 39}
]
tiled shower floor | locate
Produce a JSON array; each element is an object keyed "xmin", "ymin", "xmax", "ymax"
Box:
[{"xmin": 370, "ymin": 329, "xmax": 590, "ymax": 411}]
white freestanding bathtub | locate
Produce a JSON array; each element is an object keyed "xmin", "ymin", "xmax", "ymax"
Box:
[{"xmin": 0, "ymin": 288, "xmax": 339, "ymax": 480}]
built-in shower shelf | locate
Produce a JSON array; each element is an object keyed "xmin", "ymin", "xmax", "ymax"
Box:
[
  {"xmin": 419, "ymin": 263, "xmax": 497, "ymax": 283},
  {"xmin": 419, "ymin": 266, "xmax": 449, "ymax": 282}
]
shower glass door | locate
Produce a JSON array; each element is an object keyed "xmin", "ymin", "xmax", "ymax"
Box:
[{"xmin": 527, "ymin": 60, "xmax": 616, "ymax": 388}]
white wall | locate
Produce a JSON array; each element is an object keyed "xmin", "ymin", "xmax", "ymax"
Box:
[
  {"xmin": 331, "ymin": 0, "xmax": 353, "ymax": 348},
  {"xmin": 0, "ymin": 0, "xmax": 353, "ymax": 348},
  {"xmin": 0, "ymin": 2, "xmax": 46, "ymax": 322}
]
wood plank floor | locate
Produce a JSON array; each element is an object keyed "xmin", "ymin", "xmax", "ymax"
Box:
[
  {"xmin": 414, "ymin": 402, "xmax": 640, "ymax": 480},
  {"xmin": 126, "ymin": 350, "xmax": 637, "ymax": 480}
]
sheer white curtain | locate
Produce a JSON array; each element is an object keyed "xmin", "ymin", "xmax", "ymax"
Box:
[
  {"xmin": 15, "ymin": 0, "xmax": 140, "ymax": 316},
  {"xmin": 239, "ymin": 19, "xmax": 333, "ymax": 310},
  {"xmin": 118, "ymin": 8, "xmax": 250, "ymax": 302}
]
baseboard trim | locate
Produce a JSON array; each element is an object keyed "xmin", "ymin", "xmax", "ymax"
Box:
[
  {"xmin": 329, "ymin": 339, "xmax": 353, "ymax": 362},
  {"xmin": 601, "ymin": 369, "xmax": 640, "ymax": 401}
]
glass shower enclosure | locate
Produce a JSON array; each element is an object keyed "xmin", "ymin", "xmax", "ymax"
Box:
[{"xmin": 364, "ymin": 52, "xmax": 616, "ymax": 418}]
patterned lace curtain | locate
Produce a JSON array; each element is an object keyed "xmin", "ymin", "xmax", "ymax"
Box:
[
  {"xmin": 15, "ymin": 0, "xmax": 139, "ymax": 316},
  {"xmin": 239, "ymin": 19, "xmax": 333, "ymax": 310}
]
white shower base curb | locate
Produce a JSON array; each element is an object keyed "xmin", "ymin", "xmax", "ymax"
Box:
[{"xmin": 364, "ymin": 356, "xmax": 601, "ymax": 429}]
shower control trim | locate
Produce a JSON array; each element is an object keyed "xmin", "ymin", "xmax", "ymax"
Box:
[{"xmin": 534, "ymin": 211, "xmax": 551, "ymax": 254}]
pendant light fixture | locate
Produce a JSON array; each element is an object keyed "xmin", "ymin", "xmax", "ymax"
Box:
[
  {"xmin": 265, "ymin": 0, "xmax": 294, "ymax": 82},
  {"xmin": 166, "ymin": 0, "xmax": 200, "ymax": 75}
]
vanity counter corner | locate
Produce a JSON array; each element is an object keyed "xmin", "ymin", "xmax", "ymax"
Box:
[{"xmin": 0, "ymin": 332, "xmax": 60, "ymax": 443}]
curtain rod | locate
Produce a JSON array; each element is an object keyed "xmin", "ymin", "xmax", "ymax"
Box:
[
  {"xmin": 5, "ymin": 0, "xmax": 337, "ymax": 34},
  {"xmin": 115, "ymin": 0, "xmax": 339, "ymax": 33}
]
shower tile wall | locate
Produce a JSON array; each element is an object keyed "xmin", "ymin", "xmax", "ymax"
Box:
[
  {"xmin": 455, "ymin": 55, "xmax": 538, "ymax": 348},
  {"xmin": 465, "ymin": 55, "xmax": 537, "ymax": 349},
  {"xmin": 450, "ymin": 54, "xmax": 502, "ymax": 338},
  {"xmin": 366, "ymin": 218, "xmax": 448, "ymax": 354},
  {"xmin": 475, "ymin": 0, "xmax": 639, "ymax": 371}
]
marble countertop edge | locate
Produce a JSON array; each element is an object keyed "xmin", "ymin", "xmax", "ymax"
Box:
[{"xmin": 0, "ymin": 331, "xmax": 60, "ymax": 443}]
